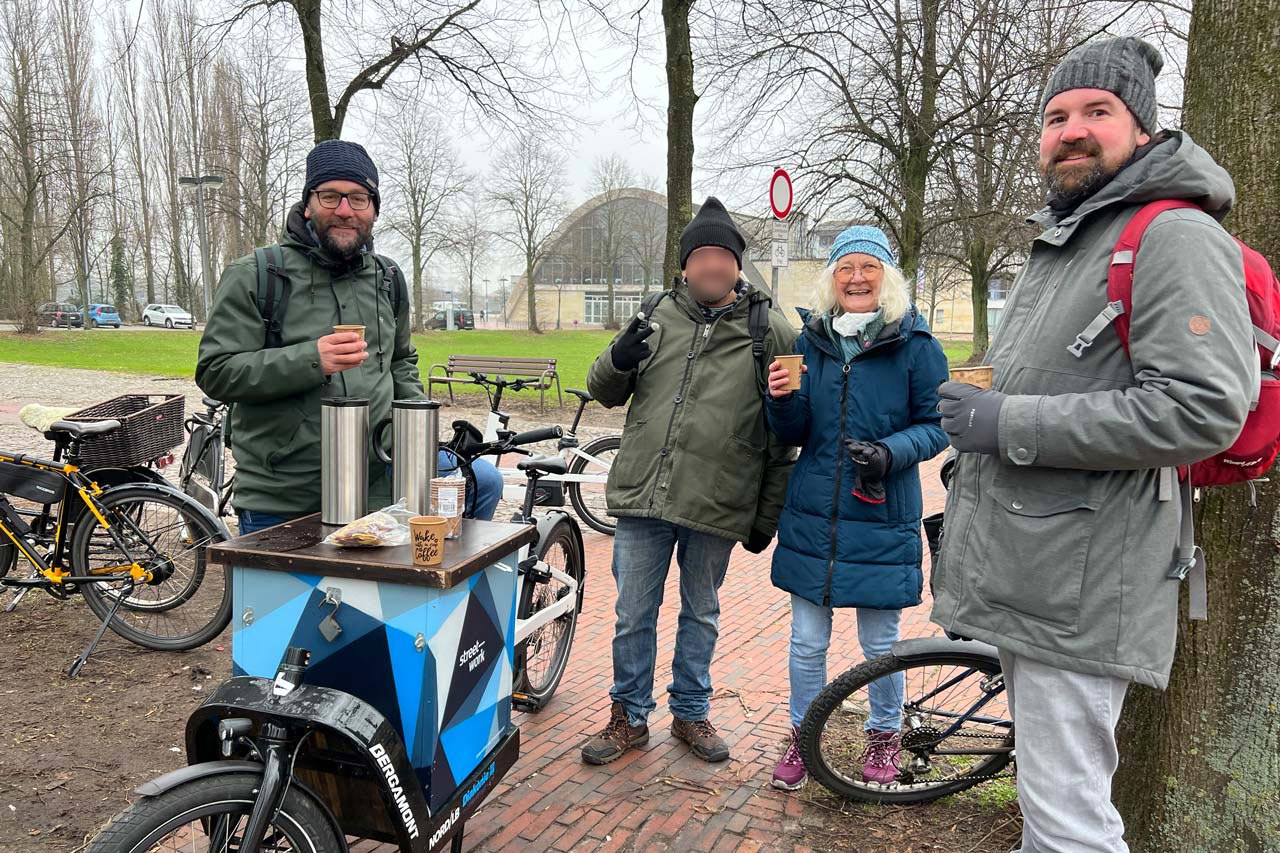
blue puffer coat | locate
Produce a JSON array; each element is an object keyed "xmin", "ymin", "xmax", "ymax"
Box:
[{"xmin": 767, "ymin": 306, "xmax": 949, "ymax": 609}]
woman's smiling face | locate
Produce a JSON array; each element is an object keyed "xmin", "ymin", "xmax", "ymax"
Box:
[{"xmin": 832, "ymin": 253, "xmax": 884, "ymax": 314}]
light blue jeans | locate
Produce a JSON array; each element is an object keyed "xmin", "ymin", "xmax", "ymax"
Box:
[
  {"xmin": 789, "ymin": 594, "xmax": 904, "ymax": 731},
  {"xmin": 609, "ymin": 517, "xmax": 737, "ymax": 726}
]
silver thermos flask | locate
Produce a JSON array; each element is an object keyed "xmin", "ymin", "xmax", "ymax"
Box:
[
  {"xmin": 373, "ymin": 399, "xmax": 440, "ymax": 514},
  {"xmin": 321, "ymin": 397, "xmax": 369, "ymax": 525}
]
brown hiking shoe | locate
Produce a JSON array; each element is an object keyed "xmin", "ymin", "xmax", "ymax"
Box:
[
  {"xmin": 581, "ymin": 701, "xmax": 649, "ymax": 765},
  {"xmin": 671, "ymin": 716, "xmax": 730, "ymax": 763}
]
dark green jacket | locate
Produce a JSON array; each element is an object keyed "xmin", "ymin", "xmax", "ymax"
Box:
[
  {"xmin": 195, "ymin": 202, "xmax": 422, "ymax": 516},
  {"xmin": 587, "ymin": 282, "xmax": 798, "ymax": 544}
]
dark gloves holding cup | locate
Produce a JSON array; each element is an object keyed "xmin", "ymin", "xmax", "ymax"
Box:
[
  {"xmin": 846, "ymin": 440, "xmax": 892, "ymax": 504},
  {"xmin": 610, "ymin": 315, "xmax": 656, "ymax": 372},
  {"xmin": 937, "ymin": 381, "xmax": 1006, "ymax": 455}
]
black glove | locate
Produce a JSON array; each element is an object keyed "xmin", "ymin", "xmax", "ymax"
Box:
[
  {"xmin": 846, "ymin": 440, "xmax": 892, "ymax": 504},
  {"xmin": 744, "ymin": 528, "xmax": 773, "ymax": 554},
  {"xmin": 610, "ymin": 314, "xmax": 656, "ymax": 372},
  {"xmin": 937, "ymin": 381, "xmax": 1007, "ymax": 455}
]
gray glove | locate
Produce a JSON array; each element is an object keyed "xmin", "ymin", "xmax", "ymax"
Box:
[{"xmin": 937, "ymin": 381, "xmax": 1006, "ymax": 455}]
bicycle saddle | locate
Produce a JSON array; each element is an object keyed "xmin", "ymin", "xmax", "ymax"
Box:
[
  {"xmin": 517, "ymin": 455, "xmax": 568, "ymax": 476},
  {"xmin": 47, "ymin": 419, "xmax": 122, "ymax": 439},
  {"xmin": 565, "ymin": 388, "xmax": 593, "ymax": 402}
]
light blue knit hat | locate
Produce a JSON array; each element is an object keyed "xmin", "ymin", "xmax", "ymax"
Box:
[{"xmin": 828, "ymin": 225, "xmax": 896, "ymax": 268}]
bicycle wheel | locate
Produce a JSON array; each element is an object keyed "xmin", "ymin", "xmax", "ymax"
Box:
[
  {"xmin": 513, "ymin": 517, "xmax": 584, "ymax": 709},
  {"xmin": 566, "ymin": 434, "xmax": 619, "ymax": 535},
  {"xmin": 798, "ymin": 649, "xmax": 1014, "ymax": 804},
  {"xmin": 88, "ymin": 772, "xmax": 342, "ymax": 853},
  {"xmin": 72, "ymin": 485, "xmax": 231, "ymax": 651},
  {"xmin": 0, "ymin": 540, "xmax": 16, "ymax": 577}
]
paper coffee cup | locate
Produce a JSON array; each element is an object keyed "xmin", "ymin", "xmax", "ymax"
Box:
[
  {"xmin": 776, "ymin": 354, "xmax": 804, "ymax": 391},
  {"xmin": 334, "ymin": 324, "xmax": 366, "ymax": 341},
  {"xmin": 949, "ymin": 365, "xmax": 994, "ymax": 389},
  {"xmin": 431, "ymin": 476, "xmax": 467, "ymax": 539},
  {"xmin": 410, "ymin": 516, "xmax": 448, "ymax": 567}
]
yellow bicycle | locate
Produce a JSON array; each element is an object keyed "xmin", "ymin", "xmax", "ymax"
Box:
[{"xmin": 0, "ymin": 418, "xmax": 230, "ymax": 676}]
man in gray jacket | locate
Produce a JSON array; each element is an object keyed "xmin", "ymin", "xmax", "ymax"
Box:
[{"xmin": 932, "ymin": 38, "xmax": 1256, "ymax": 852}]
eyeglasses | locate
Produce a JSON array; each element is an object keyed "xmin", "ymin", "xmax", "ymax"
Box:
[
  {"xmin": 310, "ymin": 190, "xmax": 373, "ymax": 211},
  {"xmin": 835, "ymin": 262, "xmax": 882, "ymax": 279}
]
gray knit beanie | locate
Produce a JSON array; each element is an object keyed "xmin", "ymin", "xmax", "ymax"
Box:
[{"xmin": 1040, "ymin": 37, "xmax": 1163, "ymax": 134}]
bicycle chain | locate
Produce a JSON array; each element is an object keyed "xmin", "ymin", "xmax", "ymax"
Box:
[{"xmin": 897, "ymin": 726, "xmax": 1017, "ymax": 785}]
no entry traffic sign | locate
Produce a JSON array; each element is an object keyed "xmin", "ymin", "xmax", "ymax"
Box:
[{"xmin": 769, "ymin": 168, "xmax": 793, "ymax": 219}]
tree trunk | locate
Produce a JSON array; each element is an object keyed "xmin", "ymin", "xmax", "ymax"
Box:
[
  {"xmin": 291, "ymin": 0, "xmax": 337, "ymax": 142},
  {"xmin": 662, "ymin": 0, "xmax": 696, "ymax": 285},
  {"xmin": 412, "ymin": 237, "xmax": 424, "ymax": 333},
  {"xmin": 968, "ymin": 239, "xmax": 992, "ymax": 359},
  {"xmin": 525, "ymin": 255, "xmax": 540, "ymax": 333},
  {"xmin": 1113, "ymin": 2, "xmax": 1280, "ymax": 849}
]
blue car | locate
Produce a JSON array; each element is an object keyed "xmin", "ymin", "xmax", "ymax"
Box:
[{"xmin": 84, "ymin": 304, "xmax": 122, "ymax": 328}]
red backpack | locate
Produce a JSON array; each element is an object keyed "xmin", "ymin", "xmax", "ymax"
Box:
[{"xmin": 1104, "ymin": 200, "xmax": 1280, "ymax": 486}]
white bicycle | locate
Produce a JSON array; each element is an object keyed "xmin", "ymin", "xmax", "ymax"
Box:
[
  {"xmin": 467, "ymin": 372, "xmax": 620, "ymax": 535},
  {"xmin": 446, "ymin": 416, "xmax": 586, "ymax": 711}
]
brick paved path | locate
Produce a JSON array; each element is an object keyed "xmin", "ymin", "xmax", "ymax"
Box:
[{"xmin": 352, "ymin": 455, "xmax": 950, "ymax": 853}]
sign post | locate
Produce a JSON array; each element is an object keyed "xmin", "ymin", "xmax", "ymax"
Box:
[{"xmin": 769, "ymin": 168, "xmax": 793, "ymax": 301}]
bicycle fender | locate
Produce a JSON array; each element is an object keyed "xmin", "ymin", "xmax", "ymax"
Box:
[
  {"xmin": 534, "ymin": 510, "xmax": 585, "ymax": 581},
  {"xmin": 100, "ymin": 482, "xmax": 230, "ymax": 540},
  {"xmin": 186, "ymin": 676, "xmax": 432, "ymax": 851},
  {"xmin": 134, "ymin": 759, "xmax": 268, "ymax": 797},
  {"xmin": 890, "ymin": 636, "xmax": 1000, "ymax": 664}
]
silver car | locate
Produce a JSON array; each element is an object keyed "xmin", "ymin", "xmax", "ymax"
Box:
[{"xmin": 142, "ymin": 304, "xmax": 195, "ymax": 329}]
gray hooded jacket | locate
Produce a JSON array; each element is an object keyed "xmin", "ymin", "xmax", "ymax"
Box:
[{"xmin": 931, "ymin": 132, "xmax": 1258, "ymax": 688}]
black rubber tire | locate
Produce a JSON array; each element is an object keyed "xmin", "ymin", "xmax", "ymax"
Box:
[
  {"xmin": 72, "ymin": 485, "xmax": 230, "ymax": 651},
  {"xmin": 87, "ymin": 772, "xmax": 343, "ymax": 853},
  {"xmin": 513, "ymin": 517, "xmax": 584, "ymax": 710},
  {"xmin": 798, "ymin": 651, "xmax": 1013, "ymax": 804},
  {"xmin": 143, "ymin": 316, "xmax": 151, "ymax": 326},
  {"xmin": 165, "ymin": 318, "xmax": 173, "ymax": 328},
  {"xmin": 0, "ymin": 541, "xmax": 15, "ymax": 577},
  {"xmin": 566, "ymin": 434, "xmax": 619, "ymax": 535}
]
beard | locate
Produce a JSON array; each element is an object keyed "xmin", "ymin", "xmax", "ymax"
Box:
[
  {"xmin": 313, "ymin": 213, "xmax": 373, "ymax": 260},
  {"xmin": 1041, "ymin": 138, "xmax": 1130, "ymax": 209}
]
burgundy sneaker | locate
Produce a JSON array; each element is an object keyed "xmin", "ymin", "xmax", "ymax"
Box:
[
  {"xmin": 771, "ymin": 726, "xmax": 807, "ymax": 791},
  {"xmin": 860, "ymin": 729, "xmax": 900, "ymax": 785}
]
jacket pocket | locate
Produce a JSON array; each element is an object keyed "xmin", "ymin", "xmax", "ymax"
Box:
[
  {"xmin": 974, "ymin": 473, "xmax": 1101, "ymax": 631},
  {"xmin": 266, "ymin": 404, "xmax": 318, "ymax": 475},
  {"xmin": 608, "ymin": 418, "xmax": 649, "ymax": 491},
  {"xmin": 713, "ymin": 434, "xmax": 764, "ymax": 513}
]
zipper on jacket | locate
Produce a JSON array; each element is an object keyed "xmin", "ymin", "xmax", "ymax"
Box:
[
  {"xmin": 822, "ymin": 362, "xmax": 852, "ymax": 606},
  {"xmin": 648, "ymin": 314, "xmax": 717, "ymax": 508}
]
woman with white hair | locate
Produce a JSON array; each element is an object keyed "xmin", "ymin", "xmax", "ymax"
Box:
[{"xmin": 764, "ymin": 225, "xmax": 949, "ymax": 791}]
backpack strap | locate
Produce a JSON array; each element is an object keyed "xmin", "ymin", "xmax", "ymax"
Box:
[
  {"xmin": 748, "ymin": 297, "xmax": 771, "ymax": 396},
  {"xmin": 373, "ymin": 254, "xmax": 408, "ymax": 317},
  {"xmin": 639, "ymin": 289, "xmax": 670, "ymax": 321},
  {"xmin": 253, "ymin": 245, "xmax": 288, "ymax": 349},
  {"xmin": 1068, "ymin": 200, "xmax": 1200, "ymax": 358},
  {"xmin": 1169, "ymin": 477, "xmax": 1208, "ymax": 620}
]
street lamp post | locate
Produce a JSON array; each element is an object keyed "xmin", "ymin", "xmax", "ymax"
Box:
[
  {"xmin": 179, "ymin": 174, "xmax": 224, "ymax": 322},
  {"xmin": 499, "ymin": 277, "xmax": 508, "ymax": 328},
  {"xmin": 482, "ymin": 279, "xmax": 490, "ymax": 327}
]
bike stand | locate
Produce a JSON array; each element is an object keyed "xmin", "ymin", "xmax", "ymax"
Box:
[{"xmin": 66, "ymin": 579, "xmax": 137, "ymax": 678}]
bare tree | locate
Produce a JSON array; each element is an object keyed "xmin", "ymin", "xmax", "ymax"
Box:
[
  {"xmin": 624, "ymin": 175, "xmax": 667, "ymax": 295},
  {"xmin": 110, "ymin": 11, "xmax": 159, "ymax": 307},
  {"xmin": 489, "ymin": 129, "xmax": 567, "ymax": 333},
  {"xmin": 378, "ymin": 101, "xmax": 468, "ymax": 332},
  {"xmin": 447, "ymin": 194, "xmax": 495, "ymax": 313},
  {"xmin": 589, "ymin": 154, "xmax": 635, "ymax": 328},
  {"xmin": 662, "ymin": 0, "xmax": 696, "ymax": 284}
]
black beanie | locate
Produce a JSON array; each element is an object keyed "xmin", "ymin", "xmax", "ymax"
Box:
[
  {"xmin": 303, "ymin": 140, "xmax": 381, "ymax": 213},
  {"xmin": 680, "ymin": 197, "xmax": 746, "ymax": 270}
]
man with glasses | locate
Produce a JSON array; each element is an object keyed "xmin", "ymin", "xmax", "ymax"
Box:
[{"xmin": 197, "ymin": 140, "xmax": 503, "ymax": 535}]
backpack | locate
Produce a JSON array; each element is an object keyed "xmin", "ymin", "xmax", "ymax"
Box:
[
  {"xmin": 1068, "ymin": 199, "xmax": 1280, "ymax": 620},
  {"xmin": 252, "ymin": 245, "xmax": 409, "ymax": 349},
  {"xmin": 639, "ymin": 284, "xmax": 773, "ymax": 396}
]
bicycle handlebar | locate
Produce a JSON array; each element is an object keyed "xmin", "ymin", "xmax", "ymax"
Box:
[{"xmin": 510, "ymin": 426, "xmax": 562, "ymax": 446}]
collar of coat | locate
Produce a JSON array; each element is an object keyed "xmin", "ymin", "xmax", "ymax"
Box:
[
  {"xmin": 669, "ymin": 278, "xmax": 773, "ymax": 323},
  {"xmin": 796, "ymin": 304, "xmax": 925, "ymax": 361}
]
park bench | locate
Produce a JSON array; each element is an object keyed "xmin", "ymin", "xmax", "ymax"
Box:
[{"xmin": 427, "ymin": 355, "xmax": 563, "ymax": 411}]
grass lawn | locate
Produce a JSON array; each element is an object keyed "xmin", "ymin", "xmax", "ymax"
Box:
[{"xmin": 0, "ymin": 328, "xmax": 974, "ymax": 392}]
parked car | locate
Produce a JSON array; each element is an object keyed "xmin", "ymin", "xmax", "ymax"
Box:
[
  {"xmin": 426, "ymin": 308, "xmax": 475, "ymax": 330},
  {"xmin": 84, "ymin": 303, "xmax": 122, "ymax": 328},
  {"xmin": 37, "ymin": 302, "xmax": 83, "ymax": 328},
  {"xmin": 142, "ymin": 304, "xmax": 195, "ymax": 329}
]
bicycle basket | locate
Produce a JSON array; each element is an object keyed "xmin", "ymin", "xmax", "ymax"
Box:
[{"xmin": 65, "ymin": 394, "xmax": 185, "ymax": 469}]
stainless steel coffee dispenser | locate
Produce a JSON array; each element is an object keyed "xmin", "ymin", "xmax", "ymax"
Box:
[
  {"xmin": 373, "ymin": 399, "xmax": 440, "ymax": 514},
  {"xmin": 321, "ymin": 397, "xmax": 369, "ymax": 525}
]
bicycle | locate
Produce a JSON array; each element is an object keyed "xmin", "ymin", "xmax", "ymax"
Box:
[
  {"xmin": 797, "ymin": 456, "xmax": 1015, "ymax": 803},
  {"xmin": 445, "ymin": 413, "xmax": 587, "ymax": 711},
  {"xmin": 179, "ymin": 395, "xmax": 235, "ymax": 519},
  {"xmin": 0, "ymin": 418, "xmax": 232, "ymax": 676},
  {"xmin": 464, "ymin": 371, "xmax": 620, "ymax": 535}
]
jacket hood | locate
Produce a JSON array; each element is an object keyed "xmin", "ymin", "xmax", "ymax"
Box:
[
  {"xmin": 1031, "ymin": 131, "xmax": 1235, "ymax": 229},
  {"xmin": 283, "ymin": 200, "xmax": 374, "ymax": 274}
]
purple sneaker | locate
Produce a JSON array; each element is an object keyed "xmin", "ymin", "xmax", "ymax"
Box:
[
  {"xmin": 860, "ymin": 729, "xmax": 900, "ymax": 785},
  {"xmin": 771, "ymin": 726, "xmax": 807, "ymax": 791}
]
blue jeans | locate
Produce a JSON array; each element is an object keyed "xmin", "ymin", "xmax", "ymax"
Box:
[
  {"xmin": 789, "ymin": 594, "xmax": 903, "ymax": 731},
  {"xmin": 237, "ymin": 453, "xmax": 504, "ymax": 535},
  {"xmin": 609, "ymin": 517, "xmax": 737, "ymax": 726}
]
